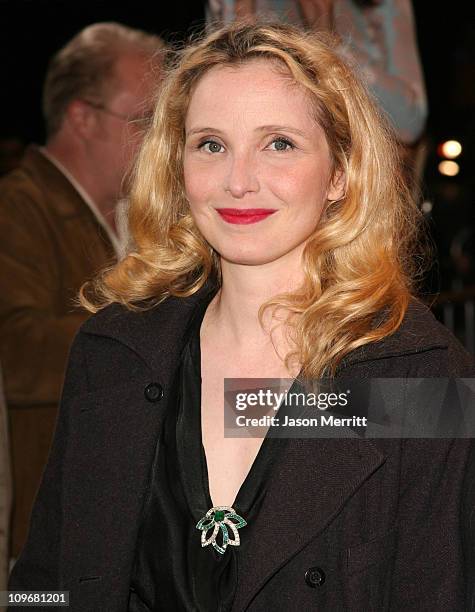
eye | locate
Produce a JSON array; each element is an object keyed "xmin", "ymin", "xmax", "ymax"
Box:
[
  {"xmin": 267, "ymin": 137, "xmax": 294, "ymax": 152},
  {"xmin": 199, "ymin": 140, "xmax": 224, "ymax": 154}
]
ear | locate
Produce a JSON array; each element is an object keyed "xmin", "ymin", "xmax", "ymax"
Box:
[
  {"xmin": 64, "ymin": 99, "xmax": 98, "ymax": 139},
  {"xmin": 327, "ymin": 169, "xmax": 346, "ymax": 202}
]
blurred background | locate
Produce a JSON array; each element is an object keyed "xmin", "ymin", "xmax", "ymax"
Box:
[{"xmin": 0, "ymin": 0, "xmax": 474, "ymax": 344}]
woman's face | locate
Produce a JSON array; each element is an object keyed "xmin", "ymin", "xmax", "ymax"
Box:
[{"xmin": 183, "ymin": 59, "xmax": 344, "ymax": 268}]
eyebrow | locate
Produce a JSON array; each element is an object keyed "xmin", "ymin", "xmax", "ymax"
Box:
[
  {"xmin": 186, "ymin": 127, "xmax": 225, "ymax": 138},
  {"xmin": 186, "ymin": 124, "xmax": 309, "ymax": 139},
  {"xmin": 257, "ymin": 125, "xmax": 308, "ymax": 138}
]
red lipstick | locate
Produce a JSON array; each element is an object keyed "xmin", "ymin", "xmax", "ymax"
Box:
[{"xmin": 216, "ymin": 208, "xmax": 277, "ymax": 225}]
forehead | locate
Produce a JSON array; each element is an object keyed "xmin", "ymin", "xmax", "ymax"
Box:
[
  {"xmin": 186, "ymin": 59, "xmax": 317, "ymax": 127},
  {"xmin": 108, "ymin": 52, "xmax": 156, "ymax": 100}
]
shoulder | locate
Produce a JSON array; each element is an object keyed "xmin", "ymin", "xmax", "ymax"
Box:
[
  {"xmin": 339, "ymin": 298, "xmax": 475, "ymax": 377},
  {"xmin": 79, "ymin": 281, "xmax": 217, "ymax": 339},
  {"xmin": 0, "ymin": 145, "xmax": 87, "ymax": 221},
  {"xmin": 0, "ymin": 146, "xmax": 60, "ymax": 222},
  {"xmin": 74, "ymin": 284, "xmax": 217, "ymax": 386},
  {"xmin": 0, "ymin": 152, "xmax": 41, "ymax": 208},
  {"xmin": 78, "ymin": 292, "xmax": 203, "ymax": 346}
]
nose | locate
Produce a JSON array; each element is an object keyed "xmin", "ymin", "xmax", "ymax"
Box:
[{"xmin": 224, "ymin": 153, "xmax": 259, "ymax": 199}]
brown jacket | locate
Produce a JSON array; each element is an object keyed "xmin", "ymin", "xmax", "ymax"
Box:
[{"xmin": 0, "ymin": 146, "xmax": 114, "ymax": 557}]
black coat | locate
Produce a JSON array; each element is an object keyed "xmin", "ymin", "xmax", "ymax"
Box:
[{"xmin": 9, "ymin": 286, "xmax": 475, "ymax": 611}]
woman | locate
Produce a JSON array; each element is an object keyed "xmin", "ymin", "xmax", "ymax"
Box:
[{"xmin": 10, "ymin": 22, "xmax": 475, "ymax": 611}]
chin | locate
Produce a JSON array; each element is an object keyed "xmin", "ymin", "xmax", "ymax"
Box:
[{"xmin": 218, "ymin": 247, "xmax": 291, "ymax": 267}]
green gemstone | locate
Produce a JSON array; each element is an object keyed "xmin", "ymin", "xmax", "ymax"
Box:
[{"xmin": 214, "ymin": 510, "xmax": 225, "ymax": 522}]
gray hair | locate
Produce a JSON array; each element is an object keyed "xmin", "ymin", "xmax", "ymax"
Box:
[{"xmin": 43, "ymin": 22, "xmax": 164, "ymax": 137}]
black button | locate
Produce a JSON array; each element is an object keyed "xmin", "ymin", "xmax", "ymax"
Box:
[
  {"xmin": 305, "ymin": 567, "xmax": 326, "ymax": 588},
  {"xmin": 144, "ymin": 383, "xmax": 164, "ymax": 403}
]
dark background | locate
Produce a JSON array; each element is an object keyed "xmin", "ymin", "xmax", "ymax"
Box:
[
  {"xmin": 0, "ymin": 1, "xmax": 205, "ymax": 142},
  {"xmin": 0, "ymin": 0, "xmax": 474, "ymax": 292}
]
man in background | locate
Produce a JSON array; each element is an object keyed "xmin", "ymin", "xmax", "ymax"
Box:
[{"xmin": 0, "ymin": 22, "xmax": 163, "ymax": 559}]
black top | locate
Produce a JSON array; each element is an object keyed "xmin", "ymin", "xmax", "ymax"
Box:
[{"xmin": 128, "ymin": 305, "xmax": 288, "ymax": 611}]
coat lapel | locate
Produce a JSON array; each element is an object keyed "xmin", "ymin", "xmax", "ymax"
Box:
[
  {"xmin": 80, "ymin": 281, "xmax": 219, "ymax": 373},
  {"xmin": 232, "ymin": 436, "xmax": 385, "ymax": 610}
]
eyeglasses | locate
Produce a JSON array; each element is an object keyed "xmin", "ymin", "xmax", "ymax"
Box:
[{"xmin": 81, "ymin": 99, "xmax": 153, "ymax": 129}]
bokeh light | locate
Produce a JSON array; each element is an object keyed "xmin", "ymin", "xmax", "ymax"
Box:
[
  {"xmin": 438, "ymin": 160, "xmax": 460, "ymax": 177},
  {"xmin": 438, "ymin": 140, "xmax": 462, "ymax": 159}
]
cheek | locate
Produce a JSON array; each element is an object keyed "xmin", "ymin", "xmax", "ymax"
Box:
[
  {"xmin": 183, "ymin": 160, "xmax": 218, "ymax": 210},
  {"xmin": 183, "ymin": 167, "xmax": 200, "ymax": 212},
  {"xmin": 183, "ymin": 160, "xmax": 196, "ymax": 199},
  {"xmin": 265, "ymin": 162, "xmax": 329, "ymax": 206}
]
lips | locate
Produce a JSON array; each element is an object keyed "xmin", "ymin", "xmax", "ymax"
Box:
[{"xmin": 216, "ymin": 208, "xmax": 277, "ymax": 225}]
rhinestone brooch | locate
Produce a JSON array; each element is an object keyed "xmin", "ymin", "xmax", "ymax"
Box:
[{"xmin": 196, "ymin": 506, "xmax": 247, "ymax": 555}]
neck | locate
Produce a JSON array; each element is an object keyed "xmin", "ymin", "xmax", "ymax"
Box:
[
  {"xmin": 44, "ymin": 137, "xmax": 117, "ymax": 232},
  {"xmin": 204, "ymin": 250, "xmax": 305, "ymax": 351}
]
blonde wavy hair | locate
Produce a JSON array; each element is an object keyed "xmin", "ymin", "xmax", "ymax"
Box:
[{"xmin": 81, "ymin": 21, "xmax": 424, "ymax": 377}]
